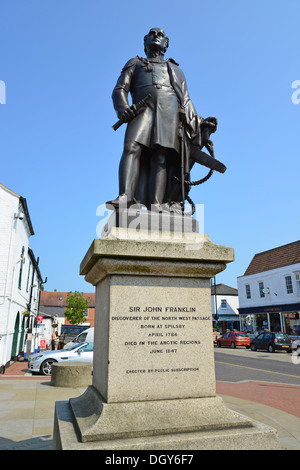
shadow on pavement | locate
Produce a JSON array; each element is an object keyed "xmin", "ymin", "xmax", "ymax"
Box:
[{"xmin": 0, "ymin": 435, "xmax": 52, "ymax": 450}]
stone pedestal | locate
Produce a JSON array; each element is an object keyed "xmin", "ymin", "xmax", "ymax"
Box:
[
  {"xmin": 51, "ymin": 362, "xmax": 92, "ymax": 388},
  {"xmin": 53, "ymin": 225, "xmax": 280, "ymax": 450}
]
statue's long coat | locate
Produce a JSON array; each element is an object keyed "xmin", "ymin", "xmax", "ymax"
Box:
[{"xmin": 112, "ymin": 56, "xmax": 203, "ymax": 205}]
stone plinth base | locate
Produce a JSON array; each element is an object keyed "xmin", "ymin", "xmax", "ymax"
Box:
[
  {"xmin": 53, "ymin": 228, "xmax": 281, "ymax": 450},
  {"xmin": 101, "ymin": 209, "xmax": 199, "ymax": 238},
  {"xmin": 54, "ymin": 393, "xmax": 280, "ymax": 450}
]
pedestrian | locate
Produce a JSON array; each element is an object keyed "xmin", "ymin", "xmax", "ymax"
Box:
[{"xmin": 51, "ymin": 331, "xmax": 56, "ymax": 350}]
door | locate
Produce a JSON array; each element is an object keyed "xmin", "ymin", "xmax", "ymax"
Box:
[
  {"xmin": 261, "ymin": 332, "xmax": 273, "ymax": 349},
  {"xmin": 254, "ymin": 333, "xmax": 265, "ymax": 350},
  {"xmin": 221, "ymin": 332, "xmax": 229, "ymax": 345},
  {"xmin": 226, "ymin": 332, "xmax": 234, "ymax": 346},
  {"xmin": 74, "ymin": 343, "xmax": 93, "ymax": 365},
  {"xmin": 11, "ymin": 313, "xmax": 20, "ymax": 359}
]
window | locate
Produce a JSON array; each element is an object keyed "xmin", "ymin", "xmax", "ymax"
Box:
[
  {"xmin": 245, "ymin": 284, "xmax": 251, "ymax": 299},
  {"xmin": 18, "ymin": 246, "xmax": 25, "ymax": 290},
  {"xmin": 77, "ymin": 332, "xmax": 88, "ymax": 342},
  {"xmin": 294, "ymin": 273, "xmax": 300, "ymax": 295},
  {"xmin": 285, "ymin": 276, "xmax": 293, "ymax": 294},
  {"xmin": 79, "ymin": 343, "xmax": 94, "ymax": 352},
  {"xmin": 259, "ymin": 282, "xmax": 265, "ymax": 298},
  {"xmin": 221, "ymin": 299, "xmax": 227, "ymax": 308},
  {"xmin": 26, "ymin": 261, "xmax": 32, "ymax": 292}
]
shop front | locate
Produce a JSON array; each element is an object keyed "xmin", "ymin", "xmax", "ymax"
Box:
[
  {"xmin": 213, "ymin": 314, "xmax": 240, "ymax": 333},
  {"xmin": 239, "ymin": 303, "xmax": 300, "ymax": 337}
]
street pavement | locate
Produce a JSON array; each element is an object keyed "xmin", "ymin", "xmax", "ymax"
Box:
[{"xmin": 0, "ymin": 357, "xmax": 299, "ymax": 450}]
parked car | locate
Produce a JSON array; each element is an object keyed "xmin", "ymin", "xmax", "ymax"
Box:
[
  {"xmin": 63, "ymin": 327, "xmax": 94, "ymax": 350},
  {"xmin": 28, "ymin": 342, "xmax": 93, "ymax": 376},
  {"xmin": 250, "ymin": 332, "xmax": 292, "ymax": 353},
  {"xmin": 217, "ymin": 331, "xmax": 250, "ymax": 349},
  {"xmin": 58, "ymin": 325, "xmax": 90, "ymax": 348},
  {"xmin": 292, "ymin": 339, "xmax": 300, "ymax": 350}
]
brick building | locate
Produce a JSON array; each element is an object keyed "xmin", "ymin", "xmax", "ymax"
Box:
[{"xmin": 40, "ymin": 290, "xmax": 95, "ymax": 333}]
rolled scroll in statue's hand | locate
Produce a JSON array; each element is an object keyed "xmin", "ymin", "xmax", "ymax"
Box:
[{"xmin": 112, "ymin": 94, "xmax": 152, "ymax": 131}]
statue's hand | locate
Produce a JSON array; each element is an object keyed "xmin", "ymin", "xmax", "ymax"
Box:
[
  {"xmin": 121, "ymin": 104, "xmax": 137, "ymax": 123},
  {"xmin": 204, "ymin": 139, "xmax": 215, "ymax": 158},
  {"xmin": 202, "ymin": 117, "xmax": 218, "ymax": 133}
]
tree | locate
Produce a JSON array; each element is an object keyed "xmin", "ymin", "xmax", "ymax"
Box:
[{"xmin": 64, "ymin": 291, "xmax": 90, "ymax": 325}]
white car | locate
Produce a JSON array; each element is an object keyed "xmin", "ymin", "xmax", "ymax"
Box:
[
  {"xmin": 63, "ymin": 327, "xmax": 94, "ymax": 350},
  {"xmin": 28, "ymin": 342, "xmax": 93, "ymax": 376},
  {"xmin": 292, "ymin": 339, "xmax": 300, "ymax": 350}
]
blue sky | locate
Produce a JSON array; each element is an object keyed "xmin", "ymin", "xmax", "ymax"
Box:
[{"xmin": 1, "ymin": 0, "xmax": 299, "ymax": 293}]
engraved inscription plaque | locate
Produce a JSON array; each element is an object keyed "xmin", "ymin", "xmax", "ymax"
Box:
[{"xmin": 94, "ymin": 275, "xmax": 216, "ymax": 403}]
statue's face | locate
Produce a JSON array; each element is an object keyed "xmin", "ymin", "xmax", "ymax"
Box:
[{"xmin": 145, "ymin": 28, "xmax": 169, "ymax": 53}]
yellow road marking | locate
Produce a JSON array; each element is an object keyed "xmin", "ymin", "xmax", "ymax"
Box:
[{"xmin": 215, "ymin": 361, "xmax": 300, "ymax": 380}]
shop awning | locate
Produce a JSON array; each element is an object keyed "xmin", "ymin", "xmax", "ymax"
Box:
[
  {"xmin": 238, "ymin": 303, "xmax": 300, "ymax": 315},
  {"xmin": 215, "ymin": 315, "xmax": 240, "ymax": 321}
]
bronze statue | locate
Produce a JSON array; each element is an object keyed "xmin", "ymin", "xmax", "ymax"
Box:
[{"xmin": 107, "ymin": 28, "xmax": 226, "ymax": 214}]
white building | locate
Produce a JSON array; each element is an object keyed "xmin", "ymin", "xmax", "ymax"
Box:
[
  {"xmin": 0, "ymin": 183, "xmax": 44, "ymax": 372},
  {"xmin": 237, "ymin": 240, "xmax": 300, "ymax": 336},
  {"xmin": 211, "ymin": 283, "xmax": 240, "ymax": 332}
]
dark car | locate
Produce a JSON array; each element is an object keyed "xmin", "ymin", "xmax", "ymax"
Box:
[{"xmin": 250, "ymin": 332, "xmax": 292, "ymax": 353}]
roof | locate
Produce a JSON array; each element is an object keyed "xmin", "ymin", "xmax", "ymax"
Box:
[
  {"xmin": 0, "ymin": 183, "xmax": 34, "ymax": 235},
  {"xmin": 19, "ymin": 197, "xmax": 34, "ymax": 235},
  {"xmin": 27, "ymin": 247, "xmax": 43, "ymax": 282},
  {"xmin": 39, "ymin": 306, "xmax": 67, "ymax": 318},
  {"xmin": 0, "ymin": 182, "xmax": 20, "ymax": 198},
  {"xmin": 40, "ymin": 291, "xmax": 95, "ymax": 308},
  {"xmin": 211, "ymin": 283, "xmax": 238, "ymax": 296},
  {"xmin": 244, "ymin": 240, "xmax": 300, "ymax": 276}
]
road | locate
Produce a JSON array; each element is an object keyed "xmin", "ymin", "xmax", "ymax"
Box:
[
  {"xmin": 214, "ymin": 346, "xmax": 300, "ymax": 385},
  {"xmin": 214, "ymin": 346, "xmax": 300, "ymax": 420}
]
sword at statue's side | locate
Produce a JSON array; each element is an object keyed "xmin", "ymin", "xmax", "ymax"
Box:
[{"xmin": 112, "ymin": 94, "xmax": 152, "ymax": 131}]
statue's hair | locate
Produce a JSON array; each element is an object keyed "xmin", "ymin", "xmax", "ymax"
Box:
[{"xmin": 144, "ymin": 29, "xmax": 169, "ymax": 54}]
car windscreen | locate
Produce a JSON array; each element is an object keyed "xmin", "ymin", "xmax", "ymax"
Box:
[
  {"xmin": 61, "ymin": 326, "xmax": 87, "ymax": 335},
  {"xmin": 235, "ymin": 333, "xmax": 247, "ymax": 337},
  {"xmin": 70, "ymin": 342, "xmax": 86, "ymax": 350},
  {"xmin": 275, "ymin": 334, "xmax": 289, "ymax": 340}
]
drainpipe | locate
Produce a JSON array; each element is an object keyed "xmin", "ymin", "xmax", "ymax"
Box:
[{"xmin": 214, "ymin": 277, "xmax": 218, "ymax": 329}]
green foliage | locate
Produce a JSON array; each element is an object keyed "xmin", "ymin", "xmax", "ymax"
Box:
[{"xmin": 64, "ymin": 291, "xmax": 90, "ymax": 325}]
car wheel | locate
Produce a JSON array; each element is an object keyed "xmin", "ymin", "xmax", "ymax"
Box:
[
  {"xmin": 268, "ymin": 344, "xmax": 275, "ymax": 353},
  {"xmin": 40, "ymin": 359, "xmax": 57, "ymax": 376},
  {"xmin": 231, "ymin": 342, "xmax": 236, "ymax": 349},
  {"xmin": 251, "ymin": 344, "xmax": 256, "ymax": 351},
  {"xmin": 217, "ymin": 341, "xmax": 221, "ymax": 348}
]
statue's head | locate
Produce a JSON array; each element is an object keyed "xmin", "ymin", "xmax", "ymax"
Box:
[{"xmin": 144, "ymin": 28, "xmax": 169, "ymax": 55}]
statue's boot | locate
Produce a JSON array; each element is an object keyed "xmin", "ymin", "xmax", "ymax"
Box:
[{"xmin": 106, "ymin": 194, "xmax": 133, "ymax": 210}]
